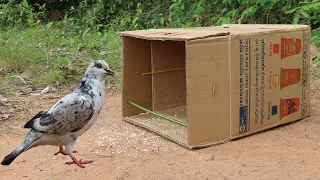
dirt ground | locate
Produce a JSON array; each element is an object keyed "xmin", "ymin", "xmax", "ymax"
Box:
[{"xmin": 1, "ymin": 85, "xmax": 320, "ymax": 180}]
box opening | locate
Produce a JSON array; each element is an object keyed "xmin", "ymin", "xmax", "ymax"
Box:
[{"xmin": 122, "ymin": 37, "xmax": 189, "ymax": 146}]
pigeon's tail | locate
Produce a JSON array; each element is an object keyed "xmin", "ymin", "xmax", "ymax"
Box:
[{"xmin": 1, "ymin": 130, "xmax": 41, "ymax": 166}]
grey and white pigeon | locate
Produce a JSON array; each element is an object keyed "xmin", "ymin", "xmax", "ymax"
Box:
[{"xmin": 1, "ymin": 60, "xmax": 114, "ymax": 168}]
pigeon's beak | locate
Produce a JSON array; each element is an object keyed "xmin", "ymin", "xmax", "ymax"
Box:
[{"xmin": 104, "ymin": 68, "xmax": 114, "ymax": 77}]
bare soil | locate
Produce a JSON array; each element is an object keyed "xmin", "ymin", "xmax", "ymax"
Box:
[{"xmin": 1, "ymin": 86, "xmax": 320, "ymax": 180}]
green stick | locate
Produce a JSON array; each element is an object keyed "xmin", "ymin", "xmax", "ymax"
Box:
[{"xmin": 127, "ymin": 100, "xmax": 188, "ymax": 127}]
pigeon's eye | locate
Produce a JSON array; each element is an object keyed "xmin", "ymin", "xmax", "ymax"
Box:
[{"xmin": 95, "ymin": 63, "xmax": 102, "ymax": 69}]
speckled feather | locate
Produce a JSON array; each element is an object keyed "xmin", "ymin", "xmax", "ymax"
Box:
[{"xmin": 31, "ymin": 95, "xmax": 94, "ymax": 135}]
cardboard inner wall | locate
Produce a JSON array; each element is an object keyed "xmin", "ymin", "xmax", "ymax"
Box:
[
  {"xmin": 151, "ymin": 40, "xmax": 186, "ymax": 111},
  {"xmin": 186, "ymin": 36, "xmax": 231, "ymax": 146},
  {"xmin": 122, "ymin": 36, "xmax": 152, "ymax": 117}
]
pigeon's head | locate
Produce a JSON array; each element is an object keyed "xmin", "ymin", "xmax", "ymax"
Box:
[{"xmin": 86, "ymin": 60, "xmax": 114, "ymax": 77}]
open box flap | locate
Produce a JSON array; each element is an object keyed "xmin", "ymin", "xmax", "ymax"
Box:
[{"xmin": 117, "ymin": 28, "xmax": 230, "ymax": 41}]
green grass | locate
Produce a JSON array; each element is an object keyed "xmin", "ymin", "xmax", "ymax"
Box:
[
  {"xmin": 0, "ymin": 24, "xmax": 122, "ymax": 95},
  {"xmin": 0, "ymin": 72, "xmax": 15, "ymax": 96}
]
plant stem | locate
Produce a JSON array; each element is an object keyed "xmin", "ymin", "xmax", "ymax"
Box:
[{"xmin": 127, "ymin": 100, "xmax": 188, "ymax": 127}]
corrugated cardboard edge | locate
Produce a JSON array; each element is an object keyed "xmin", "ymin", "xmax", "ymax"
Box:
[
  {"xmin": 231, "ymin": 116, "xmax": 310, "ymax": 140},
  {"xmin": 117, "ymin": 25, "xmax": 311, "ymax": 41},
  {"xmin": 117, "ymin": 32, "xmax": 230, "ymax": 41},
  {"xmin": 124, "ymin": 117, "xmax": 232, "ymax": 149},
  {"xmin": 185, "ymin": 40, "xmax": 190, "ymax": 147},
  {"xmin": 220, "ymin": 24, "xmax": 310, "ymax": 30},
  {"xmin": 123, "ymin": 116, "xmax": 311, "ymax": 149},
  {"xmin": 123, "ymin": 117, "xmax": 189, "ymax": 148},
  {"xmin": 187, "ymin": 115, "xmax": 310, "ymax": 149}
]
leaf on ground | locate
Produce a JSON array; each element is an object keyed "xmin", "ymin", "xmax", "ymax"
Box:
[
  {"xmin": 40, "ymin": 86, "xmax": 57, "ymax": 94},
  {"xmin": 0, "ymin": 95, "xmax": 8, "ymax": 105},
  {"xmin": 0, "ymin": 114, "xmax": 10, "ymax": 120}
]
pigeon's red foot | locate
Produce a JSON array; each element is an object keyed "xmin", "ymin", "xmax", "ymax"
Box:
[
  {"xmin": 65, "ymin": 157, "xmax": 93, "ymax": 168},
  {"xmin": 54, "ymin": 146, "xmax": 77, "ymax": 156}
]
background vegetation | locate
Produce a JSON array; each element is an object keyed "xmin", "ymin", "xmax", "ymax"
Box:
[{"xmin": 0, "ymin": 0, "xmax": 319, "ymax": 95}]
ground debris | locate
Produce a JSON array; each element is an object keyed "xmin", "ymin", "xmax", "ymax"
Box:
[
  {"xmin": 40, "ymin": 86, "xmax": 57, "ymax": 94},
  {"xmin": 0, "ymin": 95, "xmax": 8, "ymax": 106},
  {"xmin": 0, "ymin": 112, "xmax": 10, "ymax": 121}
]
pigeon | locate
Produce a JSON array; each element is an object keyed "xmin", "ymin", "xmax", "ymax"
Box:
[{"xmin": 1, "ymin": 60, "xmax": 114, "ymax": 168}]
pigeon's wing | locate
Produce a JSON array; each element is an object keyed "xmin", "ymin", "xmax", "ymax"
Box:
[{"xmin": 25, "ymin": 94, "xmax": 94, "ymax": 135}]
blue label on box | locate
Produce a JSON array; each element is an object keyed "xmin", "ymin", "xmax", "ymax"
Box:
[
  {"xmin": 239, "ymin": 38, "xmax": 250, "ymax": 134},
  {"xmin": 240, "ymin": 106, "xmax": 249, "ymax": 133},
  {"xmin": 272, "ymin": 105, "xmax": 278, "ymax": 115}
]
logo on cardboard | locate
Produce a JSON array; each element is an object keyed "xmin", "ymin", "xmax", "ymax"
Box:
[
  {"xmin": 269, "ymin": 71, "xmax": 279, "ymax": 89},
  {"xmin": 281, "ymin": 37, "xmax": 302, "ymax": 59},
  {"xmin": 269, "ymin": 42, "xmax": 279, "ymax": 56},
  {"xmin": 280, "ymin": 98, "xmax": 300, "ymax": 120},
  {"xmin": 280, "ymin": 68, "xmax": 301, "ymax": 89}
]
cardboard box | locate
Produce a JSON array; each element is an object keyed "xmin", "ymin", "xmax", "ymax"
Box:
[{"xmin": 117, "ymin": 24, "xmax": 311, "ymax": 149}]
